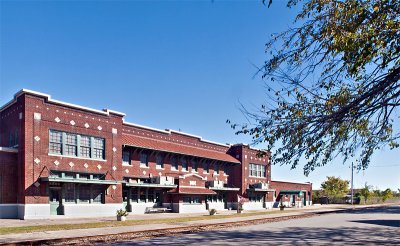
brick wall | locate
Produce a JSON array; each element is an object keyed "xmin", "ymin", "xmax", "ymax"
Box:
[{"xmin": 0, "ymin": 150, "xmax": 18, "ymax": 203}]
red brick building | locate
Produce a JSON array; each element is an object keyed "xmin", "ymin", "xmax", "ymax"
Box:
[{"xmin": 0, "ymin": 89, "xmax": 312, "ymax": 219}]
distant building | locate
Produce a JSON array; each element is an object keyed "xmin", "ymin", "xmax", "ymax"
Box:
[{"xmin": 0, "ymin": 89, "xmax": 312, "ymax": 219}]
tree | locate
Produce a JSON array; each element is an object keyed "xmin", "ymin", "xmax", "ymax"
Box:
[
  {"xmin": 381, "ymin": 188, "xmax": 393, "ymax": 202},
  {"xmin": 360, "ymin": 183, "xmax": 372, "ymax": 203},
  {"xmin": 231, "ymin": 0, "xmax": 400, "ymax": 175},
  {"xmin": 320, "ymin": 176, "xmax": 349, "ymax": 199}
]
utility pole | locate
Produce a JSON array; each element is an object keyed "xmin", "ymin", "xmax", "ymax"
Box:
[{"xmin": 351, "ymin": 162, "xmax": 354, "ymax": 205}]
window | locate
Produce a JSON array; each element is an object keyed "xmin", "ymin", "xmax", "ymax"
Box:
[
  {"xmin": 8, "ymin": 132, "xmax": 13, "ymax": 147},
  {"xmin": 156, "ymin": 153, "xmax": 164, "ymax": 169},
  {"xmin": 224, "ymin": 164, "xmax": 229, "ymax": 175},
  {"xmin": 249, "ymin": 163, "xmax": 266, "ymax": 178},
  {"xmin": 92, "ymin": 187, "xmax": 104, "ymax": 203},
  {"xmin": 65, "ymin": 133, "xmax": 77, "ymax": 156},
  {"xmin": 80, "ymin": 136, "xmax": 91, "ymax": 158},
  {"xmin": 171, "ymin": 156, "xmax": 178, "ymax": 170},
  {"xmin": 49, "ymin": 130, "xmax": 62, "ymax": 154},
  {"xmin": 48, "ymin": 130, "xmax": 105, "ymax": 160},
  {"xmin": 183, "ymin": 197, "xmax": 191, "ymax": 204},
  {"xmin": 93, "ymin": 137, "xmax": 104, "ymax": 159},
  {"xmin": 214, "ymin": 164, "xmax": 219, "ymax": 175},
  {"xmin": 203, "ymin": 162, "xmax": 209, "ymax": 173},
  {"xmin": 78, "ymin": 185, "xmax": 91, "ymax": 203},
  {"xmin": 140, "ymin": 153, "xmax": 148, "ymax": 167},
  {"xmin": 14, "ymin": 129, "xmax": 18, "ymax": 146},
  {"xmin": 181, "ymin": 158, "xmax": 188, "ymax": 171},
  {"xmin": 64, "ymin": 183, "xmax": 75, "ymax": 203},
  {"xmin": 191, "ymin": 160, "xmax": 197, "ymax": 172},
  {"xmin": 122, "ymin": 150, "xmax": 131, "ymax": 165}
]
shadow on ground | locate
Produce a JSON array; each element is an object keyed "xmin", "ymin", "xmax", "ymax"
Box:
[
  {"xmin": 327, "ymin": 205, "xmax": 400, "ymax": 215},
  {"xmin": 351, "ymin": 219, "xmax": 400, "ymax": 228},
  {"xmin": 112, "ymin": 226, "xmax": 399, "ymax": 245}
]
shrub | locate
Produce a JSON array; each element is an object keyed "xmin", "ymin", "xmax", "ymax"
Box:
[
  {"xmin": 209, "ymin": 209, "xmax": 217, "ymax": 215},
  {"xmin": 116, "ymin": 209, "xmax": 129, "ymax": 217}
]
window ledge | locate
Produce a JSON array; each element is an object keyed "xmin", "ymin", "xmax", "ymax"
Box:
[
  {"xmin": 48, "ymin": 153, "xmax": 107, "ymax": 162},
  {"xmin": 156, "ymin": 167, "xmax": 165, "ymax": 170},
  {"xmin": 122, "ymin": 163, "xmax": 132, "ymax": 167},
  {"xmin": 140, "ymin": 166, "xmax": 150, "ymax": 169}
]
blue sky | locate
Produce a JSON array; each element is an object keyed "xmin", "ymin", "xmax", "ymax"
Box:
[{"xmin": 1, "ymin": 0, "xmax": 398, "ymax": 191}]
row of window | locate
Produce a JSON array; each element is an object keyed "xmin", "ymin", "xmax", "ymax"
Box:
[
  {"xmin": 123, "ymin": 150, "xmax": 230, "ymax": 174},
  {"xmin": 49, "ymin": 130, "xmax": 105, "ymax": 160},
  {"xmin": 183, "ymin": 196, "xmax": 201, "ymax": 204},
  {"xmin": 122, "ymin": 187, "xmax": 162, "ymax": 203},
  {"xmin": 249, "ymin": 163, "xmax": 267, "ymax": 178},
  {"xmin": 248, "ymin": 193, "xmax": 265, "ymax": 202},
  {"xmin": 49, "ymin": 184, "xmax": 104, "ymax": 204}
]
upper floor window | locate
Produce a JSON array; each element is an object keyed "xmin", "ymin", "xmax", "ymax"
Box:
[
  {"xmin": 214, "ymin": 164, "xmax": 219, "ymax": 175},
  {"xmin": 249, "ymin": 163, "xmax": 266, "ymax": 178},
  {"xmin": 191, "ymin": 159, "xmax": 197, "ymax": 172},
  {"xmin": 203, "ymin": 162, "xmax": 209, "ymax": 173},
  {"xmin": 49, "ymin": 130, "xmax": 62, "ymax": 155},
  {"xmin": 65, "ymin": 133, "xmax": 77, "ymax": 156},
  {"xmin": 48, "ymin": 130, "xmax": 105, "ymax": 160},
  {"xmin": 181, "ymin": 157, "xmax": 188, "ymax": 171},
  {"xmin": 156, "ymin": 153, "xmax": 164, "ymax": 169},
  {"xmin": 224, "ymin": 164, "xmax": 229, "ymax": 175},
  {"xmin": 122, "ymin": 150, "xmax": 131, "ymax": 165},
  {"xmin": 140, "ymin": 152, "xmax": 148, "ymax": 167},
  {"xmin": 93, "ymin": 138, "xmax": 105, "ymax": 159},
  {"xmin": 171, "ymin": 156, "xmax": 178, "ymax": 170}
]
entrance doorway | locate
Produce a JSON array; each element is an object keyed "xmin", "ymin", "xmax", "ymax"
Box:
[{"xmin": 49, "ymin": 188, "xmax": 63, "ymax": 215}]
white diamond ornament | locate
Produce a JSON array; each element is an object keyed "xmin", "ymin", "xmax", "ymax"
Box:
[
  {"xmin": 34, "ymin": 136, "xmax": 40, "ymax": 142},
  {"xmin": 55, "ymin": 117, "xmax": 61, "ymax": 123},
  {"xmin": 84, "ymin": 123, "xmax": 90, "ymax": 128}
]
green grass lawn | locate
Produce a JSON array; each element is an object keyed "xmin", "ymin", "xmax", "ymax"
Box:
[{"xmin": 0, "ymin": 209, "xmax": 301, "ymax": 235}]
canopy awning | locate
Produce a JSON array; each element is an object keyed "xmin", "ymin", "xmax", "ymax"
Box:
[
  {"xmin": 122, "ymin": 134, "xmax": 240, "ymax": 164},
  {"xmin": 41, "ymin": 177, "xmax": 118, "ymax": 185},
  {"xmin": 279, "ymin": 190, "xmax": 304, "ymax": 195},
  {"xmin": 167, "ymin": 187, "xmax": 217, "ymax": 195},
  {"xmin": 249, "ymin": 188, "xmax": 276, "ymax": 192},
  {"xmin": 124, "ymin": 182, "xmax": 177, "ymax": 188},
  {"xmin": 209, "ymin": 187, "xmax": 240, "ymax": 191}
]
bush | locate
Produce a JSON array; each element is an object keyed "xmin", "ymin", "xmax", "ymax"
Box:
[
  {"xmin": 209, "ymin": 209, "xmax": 217, "ymax": 215},
  {"xmin": 116, "ymin": 209, "xmax": 129, "ymax": 217}
]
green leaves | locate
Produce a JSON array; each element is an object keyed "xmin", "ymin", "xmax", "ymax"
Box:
[{"xmin": 232, "ymin": 0, "xmax": 400, "ymax": 175}]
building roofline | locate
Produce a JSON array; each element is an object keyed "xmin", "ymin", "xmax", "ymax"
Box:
[
  {"xmin": 123, "ymin": 121, "xmax": 231, "ymax": 148},
  {"xmin": 0, "ymin": 89, "xmax": 125, "ymax": 117}
]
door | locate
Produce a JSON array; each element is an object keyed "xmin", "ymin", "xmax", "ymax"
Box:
[
  {"xmin": 49, "ymin": 188, "xmax": 63, "ymax": 215},
  {"xmin": 155, "ymin": 190, "xmax": 162, "ymax": 207}
]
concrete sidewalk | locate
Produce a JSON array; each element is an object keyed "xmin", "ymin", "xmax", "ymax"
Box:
[{"xmin": 0, "ymin": 205, "xmax": 370, "ymax": 245}]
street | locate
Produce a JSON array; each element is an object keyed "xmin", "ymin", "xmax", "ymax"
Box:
[{"xmin": 113, "ymin": 205, "xmax": 400, "ymax": 245}]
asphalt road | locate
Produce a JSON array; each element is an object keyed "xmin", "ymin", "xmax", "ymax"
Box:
[{"xmin": 112, "ymin": 205, "xmax": 400, "ymax": 245}]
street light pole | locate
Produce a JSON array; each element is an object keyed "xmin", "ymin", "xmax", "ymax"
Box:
[{"xmin": 351, "ymin": 162, "xmax": 354, "ymax": 205}]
